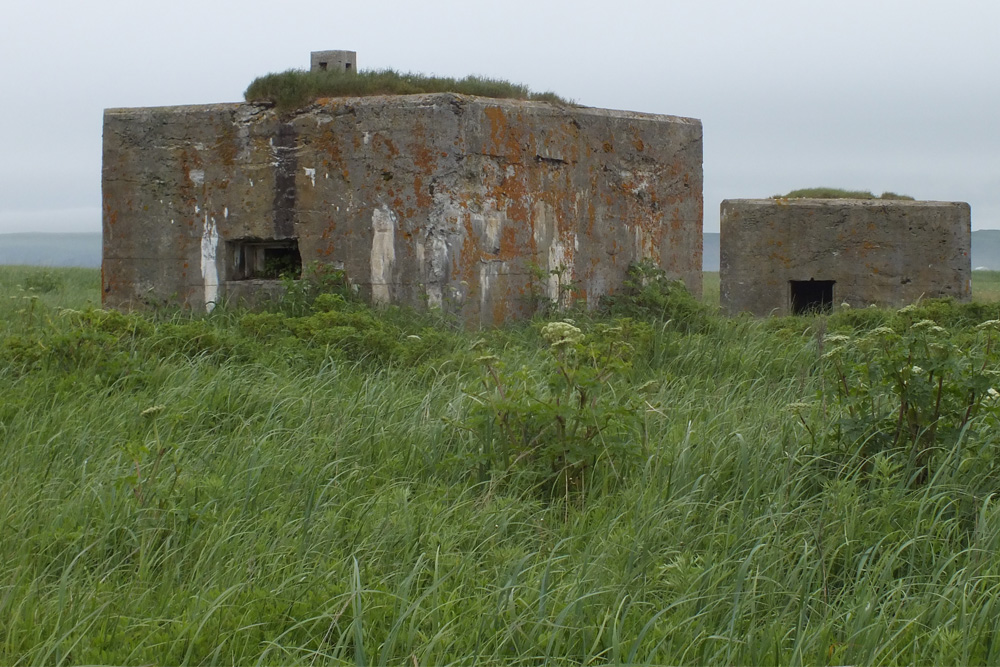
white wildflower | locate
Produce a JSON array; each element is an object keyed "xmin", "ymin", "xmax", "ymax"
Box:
[{"xmin": 540, "ymin": 321, "xmax": 584, "ymax": 346}]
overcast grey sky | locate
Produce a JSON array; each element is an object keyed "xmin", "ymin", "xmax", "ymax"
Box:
[{"xmin": 1, "ymin": 0, "xmax": 997, "ymax": 234}]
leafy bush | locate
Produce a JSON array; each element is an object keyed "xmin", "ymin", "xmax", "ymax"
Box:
[
  {"xmin": 461, "ymin": 320, "xmax": 651, "ymax": 500},
  {"xmin": 245, "ymin": 68, "xmax": 570, "ymax": 112},
  {"xmin": 809, "ymin": 314, "xmax": 1000, "ymax": 485},
  {"xmin": 600, "ymin": 260, "xmax": 713, "ymax": 331},
  {"xmin": 279, "ymin": 262, "xmax": 357, "ymax": 316}
]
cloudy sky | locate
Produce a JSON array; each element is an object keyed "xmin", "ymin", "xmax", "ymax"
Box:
[{"xmin": 1, "ymin": 0, "xmax": 997, "ymax": 234}]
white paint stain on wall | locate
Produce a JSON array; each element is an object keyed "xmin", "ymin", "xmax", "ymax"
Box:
[
  {"xmin": 548, "ymin": 237, "xmax": 572, "ymax": 307},
  {"xmin": 426, "ymin": 233, "xmax": 449, "ymax": 309},
  {"xmin": 189, "ymin": 169, "xmax": 205, "ymax": 185},
  {"xmin": 532, "ymin": 201, "xmax": 575, "ymax": 306},
  {"xmin": 479, "ymin": 262, "xmax": 496, "ymax": 314},
  {"xmin": 201, "ymin": 214, "xmax": 220, "ymax": 312},
  {"xmin": 304, "ymin": 167, "xmax": 316, "ymax": 187},
  {"xmin": 634, "ymin": 223, "xmax": 655, "ymax": 258},
  {"xmin": 370, "ymin": 206, "xmax": 396, "ymax": 305}
]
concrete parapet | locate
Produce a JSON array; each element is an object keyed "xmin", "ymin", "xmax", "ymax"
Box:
[{"xmin": 720, "ymin": 198, "xmax": 971, "ymax": 316}]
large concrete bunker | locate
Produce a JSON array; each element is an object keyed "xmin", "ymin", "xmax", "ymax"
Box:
[
  {"xmin": 720, "ymin": 198, "xmax": 971, "ymax": 316},
  {"xmin": 102, "ymin": 88, "xmax": 703, "ymax": 325}
]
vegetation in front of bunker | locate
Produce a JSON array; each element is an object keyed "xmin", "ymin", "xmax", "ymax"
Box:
[
  {"xmin": 245, "ymin": 68, "xmax": 571, "ymax": 112},
  {"xmin": 773, "ymin": 186, "xmax": 915, "ymax": 200},
  {"xmin": 460, "ymin": 319, "xmax": 655, "ymax": 502},
  {"xmin": 6, "ymin": 265, "xmax": 1000, "ymax": 664},
  {"xmin": 600, "ymin": 259, "xmax": 713, "ymax": 331},
  {"xmin": 798, "ymin": 313, "xmax": 1000, "ymax": 487}
]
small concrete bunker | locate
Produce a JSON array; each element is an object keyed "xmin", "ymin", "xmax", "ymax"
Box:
[
  {"xmin": 720, "ymin": 198, "xmax": 971, "ymax": 316},
  {"xmin": 101, "ymin": 61, "xmax": 703, "ymax": 325}
]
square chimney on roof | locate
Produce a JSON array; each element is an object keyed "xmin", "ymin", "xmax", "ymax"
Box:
[{"xmin": 310, "ymin": 50, "xmax": 357, "ymax": 73}]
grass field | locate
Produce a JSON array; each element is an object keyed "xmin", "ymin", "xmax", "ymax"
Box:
[
  {"xmin": 973, "ymin": 270, "xmax": 1000, "ymax": 301},
  {"xmin": 5, "ymin": 266, "xmax": 1000, "ymax": 664}
]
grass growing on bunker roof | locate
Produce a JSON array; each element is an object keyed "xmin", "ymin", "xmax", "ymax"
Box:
[
  {"xmin": 773, "ymin": 187, "xmax": 915, "ymax": 200},
  {"xmin": 244, "ymin": 68, "xmax": 571, "ymax": 112}
]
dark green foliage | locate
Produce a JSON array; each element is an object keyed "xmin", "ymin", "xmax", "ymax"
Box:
[
  {"xmin": 461, "ymin": 320, "xmax": 651, "ymax": 499},
  {"xmin": 774, "ymin": 187, "xmax": 915, "ymax": 200},
  {"xmin": 600, "ymin": 260, "xmax": 713, "ymax": 331},
  {"xmin": 245, "ymin": 68, "xmax": 570, "ymax": 112},
  {"xmin": 807, "ymin": 314, "xmax": 1000, "ymax": 488},
  {"xmin": 278, "ymin": 262, "xmax": 357, "ymax": 316}
]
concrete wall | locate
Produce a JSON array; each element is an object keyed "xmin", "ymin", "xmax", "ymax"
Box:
[
  {"xmin": 310, "ymin": 50, "xmax": 356, "ymax": 73},
  {"xmin": 102, "ymin": 93, "xmax": 703, "ymax": 325},
  {"xmin": 720, "ymin": 198, "xmax": 971, "ymax": 316}
]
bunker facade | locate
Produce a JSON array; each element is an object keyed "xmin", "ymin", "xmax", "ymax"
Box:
[
  {"xmin": 102, "ymin": 94, "xmax": 703, "ymax": 325},
  {"xmin": 720, "ymin": 198, "xmax": 971, "ymax": 316}
]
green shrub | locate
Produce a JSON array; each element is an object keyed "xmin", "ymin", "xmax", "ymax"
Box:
[
  {"xmin": 461, "ymin": 320, "xmax": 650, "ymax": 500},
  {"xmin": 810, "ymin": 314, "xmax": 1000, "ymax": 485},
  {"xmin": 279, "ymin": 262, "xmax": 357, "ymax": 316},
  {"xmin": 600, "ymin": 260, "xmax": 713, "ymax": 331}
]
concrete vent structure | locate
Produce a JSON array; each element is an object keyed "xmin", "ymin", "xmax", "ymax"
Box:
[
  {"xmin": 310, "ymin": 50, "xmax": 357, "ymax": 73},
  {"xmin": 720, "ymin": 198, "xmax": 971, "ymax": 316}
]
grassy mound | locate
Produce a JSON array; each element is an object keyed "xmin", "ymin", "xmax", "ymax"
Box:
[
  {"xmin": 244, "ymin": 68, "xmax": 570, "ymax": 112},
  {"xmin": 774, "ymin": 187, "xmax": 915, "ymax": 200}
]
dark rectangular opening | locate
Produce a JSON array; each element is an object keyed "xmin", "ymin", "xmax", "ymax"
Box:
[
  {"xmin": 790, "ymin": 279, "xmax": 834, "ymax": 315},
  {"xmin": 318, "ymin": 61, "xmax": 328, "ymax": 70},
  {"xmin": 344, "ymin": 63, "xmax": 352, "ymax": 71},
  {"xmin": 229, "ymin": 239, "xmax": 301, "ymax": 280}
]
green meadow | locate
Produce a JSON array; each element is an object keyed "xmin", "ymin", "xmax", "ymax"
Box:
[{"xmin": 4, "ymin": 265, "xmax": 1000, "ymax": 665}]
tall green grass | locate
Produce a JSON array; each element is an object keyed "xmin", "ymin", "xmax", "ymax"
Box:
[
  {"xmin": 245, "ymin": 68, "xmax": 570, "ymax": 113},
  {"xmin": 3, "ymin": 266, "xmax": 1000, "ymax": 664}
]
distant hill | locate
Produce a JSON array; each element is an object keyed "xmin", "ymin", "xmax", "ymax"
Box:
[
  {"xmin": 1, "ymin": 230, "xmax": 996, "ymax": 272},
  {"xmin": 972, "ymin": 230, "xmax": 1000, "ymax": 270},
  {"xmin": 0, "ymin": 233, "xmax": 101, "ymax": 268}
]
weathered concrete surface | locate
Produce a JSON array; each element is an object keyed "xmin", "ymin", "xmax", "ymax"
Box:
[
  {"xmin": 720, "ymin": 198, "xmax": 971, "ymax": 316},
  {"xmin": 103, "ymin": 94, "xmax": 703, "ymax": 325},
  {"xmin": 310, "ymin": 50, "xmax": 356, "ymax": 73}
]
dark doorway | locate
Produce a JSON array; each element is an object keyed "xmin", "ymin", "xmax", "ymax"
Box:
[
  {"xmin": 790, "ymin": 279, "xmax": 834, "ymax": 315},
  {"xmin": 228, "ymin": 239, "xmax": 302, "ymax": 280}
]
